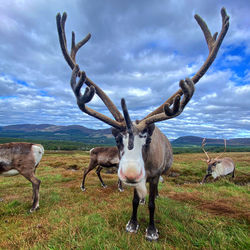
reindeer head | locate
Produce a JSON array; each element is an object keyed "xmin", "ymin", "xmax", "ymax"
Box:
[{"xmin": 56, "ymin": 8, "xmax": 229, "ymax": 186}]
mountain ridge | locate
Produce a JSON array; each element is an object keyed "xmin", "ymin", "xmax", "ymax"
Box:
[
  {"xmin": 0, "ymin": 124, "xmax": 249, "ymax": 146},
  {"xmin": 172, "ymin": 136, "xmax": 250, "ymax": 146}
]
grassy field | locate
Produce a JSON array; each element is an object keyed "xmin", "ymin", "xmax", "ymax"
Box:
[{"xmin": 0, "ymin": 151, "xmax": 249, "ymax": 249}]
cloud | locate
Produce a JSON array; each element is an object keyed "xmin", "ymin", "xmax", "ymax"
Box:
[{"xmin": 0, "ymin": 0, "xmax": 249, "ymax": 139}]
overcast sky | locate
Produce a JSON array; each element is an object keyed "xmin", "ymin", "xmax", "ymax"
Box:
[{"xmin": 0, "ymin": 0, "xmax": 249, "ymax": 139}]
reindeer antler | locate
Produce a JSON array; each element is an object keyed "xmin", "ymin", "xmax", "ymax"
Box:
[
  {"xmin": 139, "ymin": 8, "xmax": 229, "ymax": 130},
  {"xmin": 215, "ymin": 139, "xmax": 227, "ymax": 159},
  {"xmin": 56, "ymin": 13, "xmax": 125, "ymax": 130},
  {"xmin": 201, "ymin": 138, "xmax": 211, "ymax": 161}
]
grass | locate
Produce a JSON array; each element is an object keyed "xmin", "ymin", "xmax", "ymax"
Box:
[{"xmin": 0, "ymin": 151, "xmax": 249, "ymax": 249}]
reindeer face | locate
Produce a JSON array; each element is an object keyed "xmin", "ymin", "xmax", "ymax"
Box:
[
  {"xmin": 207, "ymin": 160, "xmax": 217, "ymax": 174},
  {"xmin": 112, "ymin": 124, "xmax": 155, "ymax": 186}
]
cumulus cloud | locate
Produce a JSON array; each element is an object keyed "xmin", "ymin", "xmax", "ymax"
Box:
[{"xmin": 0, "ymin": 0, "xmax": 249, "ymax": 139}]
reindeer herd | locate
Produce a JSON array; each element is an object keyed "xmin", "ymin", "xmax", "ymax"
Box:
[{"xmin": 0, "ymin": 7, "xmax": 236, "ymax": 241}]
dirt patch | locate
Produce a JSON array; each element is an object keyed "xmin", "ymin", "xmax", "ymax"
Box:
[
  {"xmin": 168, "ymin": 191, "xmax": 250, "ymax": 222},
  {"xmin": 62, "ymin": 179, "xmax": 81, "ymax": 188}
]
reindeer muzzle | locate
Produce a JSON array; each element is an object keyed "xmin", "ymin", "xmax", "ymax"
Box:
[{"xmin": 119, "ymin": 167, "xmax": 144, "ymax": 186}]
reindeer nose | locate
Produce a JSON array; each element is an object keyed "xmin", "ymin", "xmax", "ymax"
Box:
[
  {"xmin": 120, "ymin": 168, "xmax": 143, "ymax": 183},
  {"xmin": 122, "ymin": 169, "xmax": 137, "ymax": 182}
]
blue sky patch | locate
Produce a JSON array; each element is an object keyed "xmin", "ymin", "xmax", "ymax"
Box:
[
  {"xmin": 215, "ymin": 44, "xmax": 250, "ymax": 86},
  {"xmin": 16, "ymin": 79, "xmax": 29, "ymax": 87}
]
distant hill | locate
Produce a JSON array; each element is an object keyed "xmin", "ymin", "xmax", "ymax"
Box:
[
  {"xmin": 0, "ymin": 124, "xmax": 114, "ymax": 145},
  {"xmin": 172, "ymin": 136, "xmax": 250, "ymax": 146},
  {"xmin": 0, "ymin": 124, "xmax": 250, "ymax": 148}
]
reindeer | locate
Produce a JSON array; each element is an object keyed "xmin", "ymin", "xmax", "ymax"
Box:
[
  {"xmin": 56, "ymin": 8, "xmax": 229, "ymax": 240},
  {"xmin": 0, "ymin": 142, "xmax": 44, "ymax": 212},
  {"xmin": 81, "ymin": 146, "xmax": 123, "ymax": 192},
  {"xmin": 201, "ymin": 138, "xmax": 235, "ymax": 184}
]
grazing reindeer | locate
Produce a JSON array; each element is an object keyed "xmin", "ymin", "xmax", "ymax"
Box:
[
  {"xmin": 201, "ymin": 138, "xmax": 235, "ymax": 184},
  {"xmin": 81, "ymin": 146, "xmax": 123, "ymax": 192},
  {"xmin": 56, "ymin": 8, "xmax": 229, "ymax": 240},
  {"xmin": 0, "ymin": 142, "xmax": 44, "ymax": 212}
]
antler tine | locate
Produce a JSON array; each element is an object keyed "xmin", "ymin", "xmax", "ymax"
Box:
[
  {"xmin": 201, "ymin": 138, "xmax": 210, "ymax": 161},
  {"xmin": 56, "ymin": 12, "xmax": 91, "ymax": 69},
  {"xmin": 71, "ymin": 65, "xmax": 125, "ymax": 129},
  {"xmin": 141, "ymin": 8, "xmax": 229, "ymax": 122},
  {"xmin": 215, "ymin": 139, "xmax": 227, "ymax": 159},
  {"xmin": 164, "ymin": 78, "xmax": 194, "ymax": 117},
  {"xmin": 56, "ymin": 12, "xmax": 125, "ymax": 126},
  {"xmin": 71, "ymin": 31, "xmax": 91, "ymax": 65},
  {"xmin": 136, "ymin": 78, "xmax": 195, "ymax": 129}
]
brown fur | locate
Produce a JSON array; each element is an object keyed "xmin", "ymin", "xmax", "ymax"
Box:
[
  {"xmin": 0, "ymin": 142, "xmax": 44, "ymax": 212},
  {"xmin": 143, "ymin": 127, "xmax": 173, "ymax": 179},
  {"xmin": 0, "ymin": 143, "xmax": 35, "ymax": 173}
]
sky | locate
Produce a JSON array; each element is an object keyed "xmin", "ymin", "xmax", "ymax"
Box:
[{"xmin": 0, "ymin": 0, "xmax": 249, "ymax": 139}]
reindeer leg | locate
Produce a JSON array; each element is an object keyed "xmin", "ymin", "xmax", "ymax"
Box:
[
  {"xmin": 30, "ymin": 176, "xmax": 41, "ymax": 213},
  {"xmin": 232, "ymin": 169, "xmax": 235, "ymax": 179},
  {"xmin": 126, "ymin": 188, "xmax": 140, "ymax": 233},
  {"xmin": 118, "ymin": 178, "xmax": 124, "ymax": 192},
  {"xmin": 81, "ymin": 160, "xmax": 97, "ymax": 191},
  {"xmin": 96, "ymin": 166, "xmax": 107, "ymax": 188},
  {"xmin": 146, "ymin": 179, "xmax": 159, "ymax": 241},
  {"xmin": 22, "ymin": 170, "xmax": 41, "ymax": 213},
  {"xmin": 156, "ymin": 185, "xmax": 159, "ymax": 198},
  {"xmin": 200, "ymin": 174, "xmax": 210, "ymax": 184}
]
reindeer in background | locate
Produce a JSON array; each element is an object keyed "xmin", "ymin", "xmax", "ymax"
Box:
[
  {"xmin": 56, "ymin": 8, "xmax": 229, "ymax": 240},
  {"xmin": 201, "ymin": 138, "xmax": 235, "ymax": 184},
  {"xmin": 0, "ymin": 142, "xmax": 44, "ymax": 212},
  {"xmin": 81, "ymin": 146, "xmax": 123, "ymax": 192}
]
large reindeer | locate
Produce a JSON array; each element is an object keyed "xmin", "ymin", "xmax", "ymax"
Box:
[
  {"xmin": 56, "ymin": 8, "xmax": 229, "ymax": 240},
  {"xmin": 0, "ymin": 142, "xmax": 44, "ymax": 212},
  {"xmin": 81, "ymin": 146, "xmax": 123, "ymax": 192},
  {"xmin": 201, "ymin": 138, "xmax": 235, "ymax": 184}
]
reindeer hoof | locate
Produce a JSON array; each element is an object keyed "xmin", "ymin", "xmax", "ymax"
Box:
[
  {"xmin": 30, "ymin": 206, "xmax": 39, "ymax": 213},
  {"xmin": 0, "ymin": 198, "xmax": 4, "ymax": 202},
  {"xmin": 126, "ymin": 220, "xmax": 139, "ymax": 233},
  {"xmin": 102, "ymin": 184, "xmax": 107, "ymax": 188},
  {"xmin": 118, "ymin": 188, "xmax": 124, "ymax": 192},
  {"xmin": 81, "ymin": 186, "xmax": 86, "ymax": 192},
  {"xmin": 146, "ymin": 227, "xmax": 159, "ymax": 241}
]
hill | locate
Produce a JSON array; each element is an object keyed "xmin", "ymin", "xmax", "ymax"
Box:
[
  {"xmin": 0, "ymin": 124, "xmax": 113, "ymax": 145},
  {"xmin": 172, "ymin": 136, "xmax": 250, "ymax": 146},
  {"xmin": 0, "ymin": 124, "xmax": 249, "ymax": 151}
]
